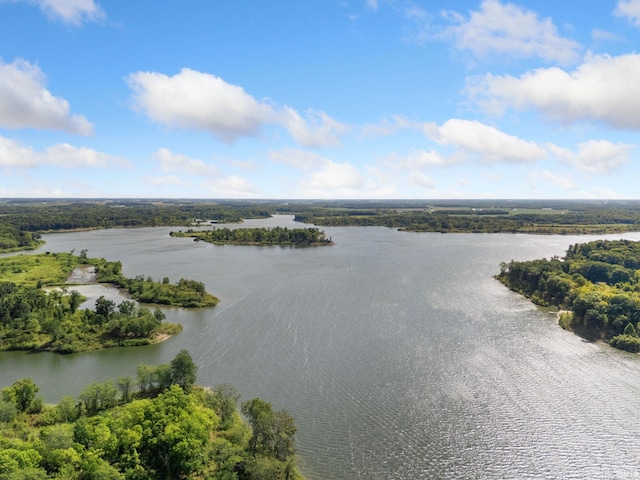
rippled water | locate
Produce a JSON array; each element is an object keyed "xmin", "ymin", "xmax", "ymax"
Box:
[{"xmin": 2, "ymin": 217, "xmax": 640, "ymax": 479}]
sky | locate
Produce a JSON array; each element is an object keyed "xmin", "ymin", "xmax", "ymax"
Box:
[{"xmin": 1, "ymin": 1, "xmax": 640, "ymax": 199}]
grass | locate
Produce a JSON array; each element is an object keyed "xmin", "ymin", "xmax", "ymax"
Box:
[{"xmin": 0, "ymin": 252, "xmax": 80, "ymax": 287}]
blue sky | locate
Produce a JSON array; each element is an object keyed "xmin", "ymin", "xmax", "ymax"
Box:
[{"xmin": 1, "ymin": 0, "xmax": 640, "ymax": 199}]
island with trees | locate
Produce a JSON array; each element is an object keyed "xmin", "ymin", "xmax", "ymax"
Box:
[
  {"xmin": 0, "ymin": 350, "xmax": 304, "ymax": 479},
  {"xmin": 0, "ymin": 251, "xmax": 218, "ymax": 353},
  {"xmin": 170, "ymin": 226, "xmax": 333, "ymax": 246},
  {"xmin": 496, "ymin": 239, "xmax": 640, "ymax": 353}
]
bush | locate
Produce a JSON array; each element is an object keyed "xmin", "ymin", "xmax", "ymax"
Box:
[{"xmin": 610, "ymin": 334, "xmax": 640, "ymax": 353}]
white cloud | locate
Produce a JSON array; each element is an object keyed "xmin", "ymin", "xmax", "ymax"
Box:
[
  {"xmin": 152, "ymin": 148, "xmax": 218, "ymax": 177},
  {"xmin": 548, "ymin": 140, "xmax": 633, "ymax": 173},
  {"xmin": 441, "ymin": 0, "xmax": 580, "ymax": 63},
  {"xmin": 536, "ymin": 169, "xmax": 577, "ymax": 190},
  {"xmin": 269, "ymin": 148, "xmax": 326, "ymax": 171},
  {"xmin": 410, "ymin": 171, "xmax": 436, "ymax": 189},
  {"xmin": 150, "ymin": 148, "xmax": 258, "ymax": 197},
  {"xmin": 384, "ymin": 148, "xmax": 453, "ymax": 170},
  {"xmin": 145, "ymin": 175, "xmax": 189, "ymax": 187},
  {"xmin": 366, "ymin": 0, "xmax": 378, "ymax": 11},
  {"xmin": 467, "ymin": 53, "xmax": 640, "ymax": 130},
  {"xmin": 0, "ymin": 135, "xmax": 126, "ymax": 168},
  {"xmin": 128, "ymin": 69, "xmax": 273, "ymax": 143},
  {"xmin": 4, "ymin": 0, "xmax": 104, "ymax": 25},
  {"xmin": 361, "ymin": 115, "xmax": 419, "ymax": 137},
  {"xmin": 270, "ymin": 147, "xmax": 379, "ymax": 197},
  {"xmin": 206, "ymin": 175, "xmax": 258, "ymax": 197},
  {"xmin": 280, "ymin": 108, "xmax": 347, "ymax": 147},
  {"xmin": 615, "ymin": 0, "xmax": 640, "ymax": 26},
  {"xmin": 426, "ymin": 119, "xmax": 548, "ymax": 163},
  {"xmin": 0, "ymin": 58, "xmax": 93, "ymax": 135},
  {"xmin": 128, "ymin": 68, "xmax": 345, "ymax": 147},
  {"xmin": 307, "ymin": 161, "xmax": 364, "ymax": 191}
]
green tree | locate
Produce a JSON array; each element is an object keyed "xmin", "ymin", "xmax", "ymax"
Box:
[
  {"xmin": 170, "ymin": 350, "xmax": 197, "ymax": 393},
  {"xmin": 116, "ymin": 376, "xmax": 133, "ymax": 403},
  {"xmin": 1, "ymin": 378, "xmax": 39, "ymax": 412}
]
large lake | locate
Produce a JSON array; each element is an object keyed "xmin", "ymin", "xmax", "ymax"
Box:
[{"xmin": 3, "ymin": 216, "xmax": 640, "ymax": 479}]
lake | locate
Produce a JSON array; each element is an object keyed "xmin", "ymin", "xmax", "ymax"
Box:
[{"xmin": 2, "ymin": 216, "xmax": 640, "ymax": 479}]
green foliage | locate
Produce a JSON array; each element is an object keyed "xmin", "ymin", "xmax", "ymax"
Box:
[
  {"xmin": 0, "ymin": 252, "xmax": 211, "ymax": 353},
  {"xmin": 171, "ymin": 226, "xmax": 332, "ymax": 247},
  {"xmin": 170, "ymin": 349, "xmax": 198, "ymax": 393},
  {"xmin": 0, "ymin": 201, "xmax": 273, "ymax": 233},
  {"xmin": 0, "ymin": 352, "xmax": 303, "ymax": 480},
  {"xmin": 497, "ymin": 239, "xmax": 640, "ymax": 352},
  {"xmin": 1, "ymin": 378, "xmax": 40, "ymax": 413},
  {"xmin": 292, "ymin": 200, "xmax": 640, "ymax": 235},
  {"xmin": 610, "ymin": 334, "xmax": 640, "ymax": 352}
]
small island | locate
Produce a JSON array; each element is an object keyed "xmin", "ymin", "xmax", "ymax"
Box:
[
  {"xmin": 0, "ymin": 251, "xmax": 219, "ymax": 353},
  {"xmin": 170, "ymin": 226, "xmax": 333, "ymax": 246},
  {"xmin": 497, "ymin": 239, "xmax": 640, "ymax": 353},
  {"xmin": 0, "ymin": 350, "xmax": 304, "ymax": 479}
]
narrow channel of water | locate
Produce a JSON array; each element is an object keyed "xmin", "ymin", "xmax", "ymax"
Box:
[{"xmin": 2, "ymin": 217, "xmax": 640, "ymax": 479}]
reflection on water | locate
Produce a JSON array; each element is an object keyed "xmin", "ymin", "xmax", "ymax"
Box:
[{"xmin": 3, "ymin": 218, "xmax": 640, "ymax": 479}]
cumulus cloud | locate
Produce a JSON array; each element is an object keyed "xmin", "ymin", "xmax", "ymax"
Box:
[
  {"xmin": 4, "ymin": 0, "xmax": 104, "ymax": 25},
  {"xmin": 269, "ymin": 148, "xmax": 326, "ymax": 171},
  {"xmin": 128, "ymin": 69, "xmax": 273, "ymax": 143},
  {"xmin": 615, "ymin": 0, "xmax": 640, "ymax": 26},
  {"xmin": 270, "ymin": 148, "xmax": 372, "ymax": 197},
  {"xmin": 150, "ymin": 148, "xmax": 257, "ymax": 197},
  {"xmin": 410, "ymin": 171, "xmax": 436, "ymax": 189},
  {"xmin": 536, "ymin": 169, "xmax": 577, "ymax": 190},
  {"xmin": 280, "ymin": 108, "xmax": 347, "ymax": 147},
  {"xmin": 128, "ymin": 68, "xmax": 345, "ymax": 147},
  {"xmin": 361, "ymin": 115, "xmax": 419, "ymax": 137},
  {"xmin": 440, "ymin": 0, "xmax": 580, "ymax": 63},
  {"xmin": 0, "ymin": 58, "xmax": 93, "ymax": 134},
  {"xmin": 383, "ymin": 148, "xmax": 453, "ymax": 170},
  {"xmin": 425, "ymin": 119, "xmax": 548, "ymax": 163},
  {"xmin": 153, "ymin": 147, "xmax": 218, "ymax": 177},
  {"xmin": 467, "ymin": 53, "xmax": 640, "ymax": 130},
  {"xmin": 0, "ymin": 135, "xmax": 126, "ymax": 168},
  {"xmin": 548, "ymin": 140, "xmax": 633, "ymax": 173}
]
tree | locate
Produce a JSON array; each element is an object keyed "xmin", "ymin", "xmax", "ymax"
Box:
[
  {"xmin": 1, "ymin": 378, "xmax": 40, "ymax": 412},
  {"xmin": 170, "ymin": 350, "xmax": 197, "ymax": 393},
  {"xmin": 116, "ymin": 376, "xmax": 133, "ymax": 403},
  {"xmin": 137, "ymin": 365, "xmax": 155, "ymax": 394},
  {"xmin": 95, "ymin": 296, "xmax": 116, "ymax": 322}
]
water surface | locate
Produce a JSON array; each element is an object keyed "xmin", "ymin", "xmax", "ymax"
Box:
[{"xmin": 2, "ymin": 217, "xmax": 640, "ymax": 479}]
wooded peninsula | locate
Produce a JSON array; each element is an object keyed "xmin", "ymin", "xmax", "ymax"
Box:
[
  {"xmin": 0, "ymin": 251, "xmax": 218, "ymax": 353},
  {"xmin": 497, "ymin": 239, "xmax": 640, "ymax": 353},
  {"xmin": 0, "ymin": 350, "xmax": 303, "ymax": 479}
]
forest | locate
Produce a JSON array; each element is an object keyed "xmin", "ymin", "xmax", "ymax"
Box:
[
  {"xmin": 5, "ymin": 199, "xmax": 640, "ymax": 254},
  {"xmin": 0, "ymin": 252, "xmax": 218, "ymax": 353},
  {"xmin": 0, "ymin": 350, "xmax": 303, "ymax": 479},
  {"xmin": 496, "ymin": 239, "xmax": 640, "ymax": 352},
  {"xmin": 170, "ymin": 226, "xmax": 332, "ymax": 246}
]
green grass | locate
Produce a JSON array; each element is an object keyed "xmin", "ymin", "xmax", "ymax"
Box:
[{"xmin": 0, "ymin": 252, "xmax": 80, "ymax": 286}]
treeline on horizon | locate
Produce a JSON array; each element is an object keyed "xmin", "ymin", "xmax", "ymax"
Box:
[
  {"xmin": 4, "ymin": 199, "xmax": 640, "ymax": 252},
  {"xmin": 497, "ymin": 239, "xmax": 640, "ymax": 353},
  {"xmin": 293, "ymin": 204, "xmax": 640, "ymax": 234},
  {"xmin": 0, "ymin": 350, "xmax": 303, "ymax": 479}
]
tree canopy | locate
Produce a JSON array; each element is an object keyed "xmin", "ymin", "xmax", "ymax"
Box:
[
  {"xmin": 497, "ymin": 239, "xmax": 640, "ymax": 352},
  {"xmin": 0, "ymin": 352, "xmax": 303, "ymax": 479}
]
